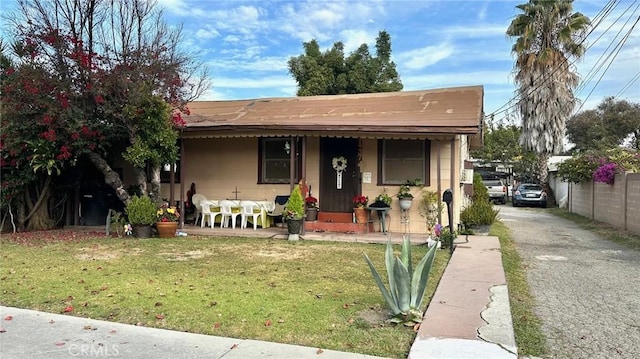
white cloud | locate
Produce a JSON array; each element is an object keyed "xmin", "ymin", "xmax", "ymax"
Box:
[
  {"xmin": 195, "ymin": 27, "xmax": 219, "ymax": 40},
  {"xmin": 339, "ymin": 29, "xmax": 375, "ymax": 53},
  {"xmin": 277, "ymin": 0, "xmax": 385, "ymax": 42},
  {"xmin": 396, "ymin": 43, "xmax": 455, "ymax": 70},
  {"xmin": 211, "ymin": 75, "xmax": 296, "ymax": 89}
]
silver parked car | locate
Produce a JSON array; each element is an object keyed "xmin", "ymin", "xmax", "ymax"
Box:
[
  {"xmin": 483, "ymin": 179, "xmax": 507, "ymax": 204},
  {"xmin": 512, "ymin": 183, "xmax": 547, "ymax": 207}
]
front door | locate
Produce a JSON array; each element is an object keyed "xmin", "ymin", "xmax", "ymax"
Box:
[{"xmin": 320, "ymin": 138, "xmax": 359, "ymax": 212}]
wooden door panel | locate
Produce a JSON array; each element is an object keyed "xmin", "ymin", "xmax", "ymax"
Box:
[{"xmin": 320, "ymin": 138, "xmax": 359, "ymax": 212}]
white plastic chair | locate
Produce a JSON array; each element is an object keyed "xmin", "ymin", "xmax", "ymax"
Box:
[
  {"xmin": 200, "ymin": 200, "xmax": 222, "ymax": 228},
  {"xmin": 191, "ymin": 194, "xmax": 207, "ymax": 226},
  {"xmin": 240, "ymin": 200, "xmax": 263, "ymax": 230},
  {"xmin": 219, "ymin": 200, "xmax": 242, "ymax": 229}
]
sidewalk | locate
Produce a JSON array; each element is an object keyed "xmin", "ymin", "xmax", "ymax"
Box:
[
  {"xmin": 0, "ymin": 306, "xmax": 384, "ymax": 359},
  {"xmin": 0, "ymin": 231, "xmax": 516, "ymax": 358}
]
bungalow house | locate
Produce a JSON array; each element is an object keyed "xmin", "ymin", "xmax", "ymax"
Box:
[{"xmin": 161, "ymin": 85, "xmax": 484, "ymax": 234}]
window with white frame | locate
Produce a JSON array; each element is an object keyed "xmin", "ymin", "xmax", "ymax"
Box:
[{"xmin": 379, "ymin": 139, "xmax": 430, "ymax": 185}]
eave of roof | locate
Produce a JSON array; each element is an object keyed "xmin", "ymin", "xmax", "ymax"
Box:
[{"xmin": 183, "ymin": 85, "xmax": 484, "ymax": 137}]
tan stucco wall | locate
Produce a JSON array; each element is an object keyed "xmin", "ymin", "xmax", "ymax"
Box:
[
  {"xmin": 163, "ymin": 138, "xmax": 290, "ymax": 202},
  {"xmin": 355, "ymin": 138, "xmax": 461, "ymax": 234},
  {"xmin": 163, "ymin": 135, "xmax": 464, "ymax": 235},
  {"xmin": 162, "ymin": 137, "xmax": 323, "ymax": 202}
]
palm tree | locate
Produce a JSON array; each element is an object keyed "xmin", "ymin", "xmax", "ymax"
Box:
[{"xmin": 507, "ymin": 0, "xmax": 590, "ymax": 188}]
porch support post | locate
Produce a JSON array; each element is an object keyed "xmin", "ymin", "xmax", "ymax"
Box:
[
  {"xmin": 169, "ymin": 165, "xmax": 175, "ymax": 204},
  {"xmin": 179, "ymin": 136, "xmax": 185, "ymax": 229},
  {"xmin": 437, "ymin": 141, "xmax": 442, "ymax": 224},
  {"xmin": 450, "ymin": 137, "xmax": 456, "ymax": 226},
  {"xmin": 301, "ymin": 136, "xmax": 307, "ymax": 236},
  {"xmin": 289, "ymin": 136, "xmax": 296, "ymax": 192},
  {"xmin": 301, "ymin": 136, "xmax": 307, "ymax": 180}
]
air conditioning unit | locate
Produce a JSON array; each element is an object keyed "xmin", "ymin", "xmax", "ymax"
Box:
[{"xmin": 460, "ymin": 168, "xmax": 474, "ymax": 184}]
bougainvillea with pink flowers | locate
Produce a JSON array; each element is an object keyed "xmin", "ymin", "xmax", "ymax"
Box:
[
  {"xmin": 558, "ymin": 148, "xmax": 639, "ymax": 185},
  {"xmin": 593, "ymin": 162, "xmax": 618, "ymax": 184}
]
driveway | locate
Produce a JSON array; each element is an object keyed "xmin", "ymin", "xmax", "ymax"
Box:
[{"xmin": 499, "ymin": 205, "xmax": 640, "ymax": 359}]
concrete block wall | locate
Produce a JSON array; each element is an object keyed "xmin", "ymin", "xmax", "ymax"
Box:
[
  {"xmin": 569, "ymin": 182, "xmax": 593, "ymax": 219},
  {"xmin": 569, "ymin": 173, "xmax": 640, "ymax": 235},
  {"xmin": 626, "ymin": 174, "xmax": 640, "ymax": 234},
  {"xmin": 593, "ymin": 181, "xmax": 625, "ymax": 229}
]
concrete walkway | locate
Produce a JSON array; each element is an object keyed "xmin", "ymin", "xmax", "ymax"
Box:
[
  {"xmin": 0, "ymin": 227, "xmax": 516, "ymax": 358},
  {"xmin": 409, "ymin": 235, "xmax": 516, "ymax": 359}
]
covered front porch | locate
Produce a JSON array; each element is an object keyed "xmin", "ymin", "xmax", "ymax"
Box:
[{"xmin": 160, "ymin": 86, "xmax": 484, "ymax": 235}]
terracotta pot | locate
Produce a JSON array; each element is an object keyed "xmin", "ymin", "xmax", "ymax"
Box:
[
  {"xmin": 156, "ymin": 221, "xmax": 178, "ymax": 238},
  {"xmin": 353, "ymin": 207, "xmax": 368, "ymax": 224}
]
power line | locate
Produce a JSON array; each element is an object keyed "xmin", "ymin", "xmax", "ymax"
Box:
[
  {"xmin": 575, "ymin": 1, "xmax": 640, "ymax": 97},
  {"xmin": 615, "ymin": 71, "xmax": 640, "ymax": 98},
  {"xmin": 575, "ymin": 11, "xmax": 640, "ymax": 113},
  {"xmin": 487, "ymin": 0, "xmax": 621, "ymax": 118}
]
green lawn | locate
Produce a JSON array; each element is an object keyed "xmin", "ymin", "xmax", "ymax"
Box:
[
  {"xmin": 0, "ymin": 231, "xmax": 450, "ymax": 358},
  {"xmin": 491, "ymin": 221, "xmax": 547, "ymax": 357}
]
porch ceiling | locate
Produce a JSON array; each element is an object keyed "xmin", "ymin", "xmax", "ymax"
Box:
[{"xmin": 183, "ymin": 85, "xmax": 484, "ymax": 138}]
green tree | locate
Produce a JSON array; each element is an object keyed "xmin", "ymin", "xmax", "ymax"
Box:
[
  {"xmin": 288, "ymin": 30, "xmax": 402, "ymax": 96},
  {"xmin": 471, "ymin": 120, "xmax": 539, "ymax": 182},
  {"xmin": 1, "ymin": 0, "xmax": 208, "ymax": 231},
  {"xmin": 506, "ymin": 0, "xmax": 590, "ymax": 187},
  {"xmin": 567, "ymin": 97, "xmax": 640, "ymax": 152},
  {"xmin": 472, "ymin": 122, "xmax": 523, "ymax": 164}
]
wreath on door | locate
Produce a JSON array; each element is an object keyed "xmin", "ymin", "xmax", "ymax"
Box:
[{"xmin": 332, "ymin": 156, "xmax": 347, "ymax": 172}]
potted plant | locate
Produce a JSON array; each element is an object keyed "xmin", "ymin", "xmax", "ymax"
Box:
[
  {"xmin": 156, "ymin": 203, "xmax": 180, "ymax": 238},
  {"xmin": 304, "ymin": 196, "xmax": 318, "ymax": 221},
  {"xmin": 352, "ymin": 194, "xmax": 369, "ymax": 224},
  {"xmin": 125, "ymin": 195, "xmax": 157, "ymax": 238},
  {"xmin": 418, "ymin": 189, "xmax": 443, "ymax": 235},
  {"xmin": 284, "ymin": 185, "xmax": 305, "ymax": 240},
  {"xmin": 396, "ymin": 184, "xmax": 414, "ymax": 210},
  {"xmin": 371, "ymin": 192, "xmax": 392, "ymax": 208}
]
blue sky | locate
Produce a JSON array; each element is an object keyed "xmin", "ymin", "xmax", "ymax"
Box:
[{"xmin": 3, "ymin": 0, "xmax": 639, "ymax": 121}]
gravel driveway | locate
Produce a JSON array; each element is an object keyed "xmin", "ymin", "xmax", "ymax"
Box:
[{"xmin": 499, "ymin": 205, "xmax": 640, "ymax": 359}]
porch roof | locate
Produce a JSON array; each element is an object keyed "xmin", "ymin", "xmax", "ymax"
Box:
[{"xmin": 183, "ymin": 85, "xmax": 484, "ymax": 139}]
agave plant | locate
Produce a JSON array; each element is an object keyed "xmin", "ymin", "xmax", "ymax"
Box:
[{"xmin": 363, "ymin": 235, "xmax": 438, "ymax": 325}]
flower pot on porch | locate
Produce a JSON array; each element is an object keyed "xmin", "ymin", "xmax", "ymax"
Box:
[
  {"xmin": 156, "ymin": 221, "xmax": 178, "ymax": 238},
  {"xmin": 353, "ymin": 207, "xmax": 368, "ymax": 224},
  {"xmin": 286, "ymin": 219, "xmax": 303, "ymax": 235},
  {"xmin": 132, "ymin": 224, "xmax": 152, "ymax": 239},
  {"xmin": 305, "ymin": 207, "xmax": 318, "ymax": 221},
  {"xmin": 399, "ymin": 198, "xmax": 413, "ymax": 210}
]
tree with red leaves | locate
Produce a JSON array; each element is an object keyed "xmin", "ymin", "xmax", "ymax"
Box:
[{"xmin": 0, "ymin": 0, "xmax": 209, "ymax": 231}]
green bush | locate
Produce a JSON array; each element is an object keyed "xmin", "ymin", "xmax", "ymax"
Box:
[
  {"xmin": 461, "ymin": 200, "xmax": 498, "ymax": 226},
  {"xmin": 460, "ymin": 173, "xmax": 499, "ymax": 227},
  {"xmin": 125, "ymin": 195, "xmax": 157, "ymax": 225},
  {"xmin": 284, "ymin": 186, "xmax": 305, "ymax": 220}
]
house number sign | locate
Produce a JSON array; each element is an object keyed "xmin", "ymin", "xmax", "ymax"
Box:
[{"xmin": 332, "ymin": 156, "xmax": 347, "ymax": 190}]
